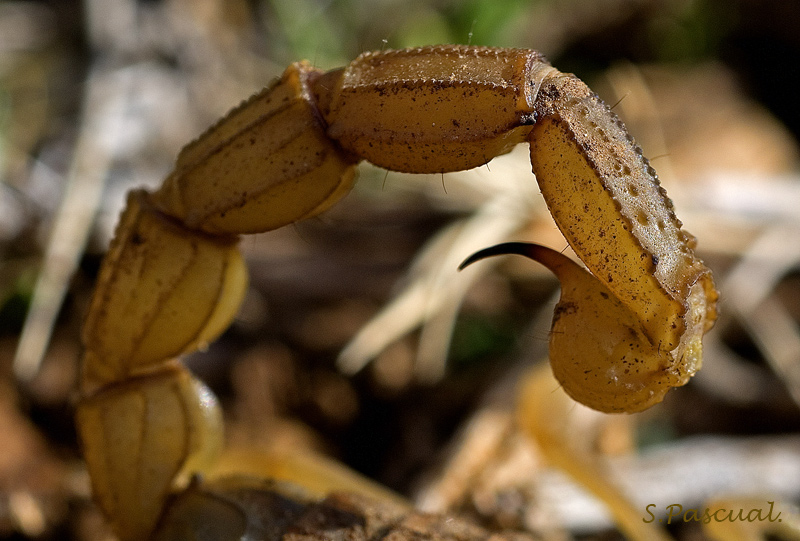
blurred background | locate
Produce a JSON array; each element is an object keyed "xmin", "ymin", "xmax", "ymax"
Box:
[{"xmin": 1, "ymin": 0, "xmax": 799, "ymax": 539}]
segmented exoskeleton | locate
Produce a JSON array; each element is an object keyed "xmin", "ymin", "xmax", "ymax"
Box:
[{"xmin": 76, "ymin": 45, "xmax": 717, "ymax": 540}]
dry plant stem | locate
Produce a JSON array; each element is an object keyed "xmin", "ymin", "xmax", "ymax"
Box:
[
  {"xmin": 339, "ymin": 174, "xmax": 542, "ymax": 382},
  {"xmin": 721, "ymin": 224, "xmax": 800, "ymax": 406},
  {"xmin": 207, "ymin": 448, "xmax": 410, "ymax": 509},
  {"xmin": 702, "ymin": 498, "xmax": 800, "ymax": 541},
  {"xmin": 75, "ymin": 45, "xmax": 717, "ymax": 539},
  {"xmin": 13, "ymin": 70, "xmax": 114, "ymax": 381},
  {"xmin": 517, "ymin": 365, "xmax": 674, "ymax": 541}
]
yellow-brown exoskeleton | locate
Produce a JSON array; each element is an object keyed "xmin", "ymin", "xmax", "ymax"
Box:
[{"xmin": 77, "ymin": 45, "xmax": 717, "ymax": 540}]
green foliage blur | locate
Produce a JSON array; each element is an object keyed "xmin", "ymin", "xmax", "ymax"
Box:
[{"xmin": 258, "ymin": 0, "xmax": 798, "ymax": 137}]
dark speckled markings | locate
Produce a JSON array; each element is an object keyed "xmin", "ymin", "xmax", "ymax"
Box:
[{"xmin": 78, "ymin": 45, "xmax": 718, "ymax": 540}]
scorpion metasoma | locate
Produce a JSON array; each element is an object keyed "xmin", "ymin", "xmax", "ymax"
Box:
[{"xmin": 75, "ymin": 45, "xmax": 718, "ymax": 540}]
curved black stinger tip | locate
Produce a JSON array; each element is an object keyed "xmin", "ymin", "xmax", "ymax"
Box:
[{"xmin": 458, "ymin": 241, "xmax": 538, "ymax": 271}]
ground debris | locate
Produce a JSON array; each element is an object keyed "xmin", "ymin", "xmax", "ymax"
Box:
[{"xmin": 154, "ymin": 477, "xmax": 543, "ymax": 541}]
